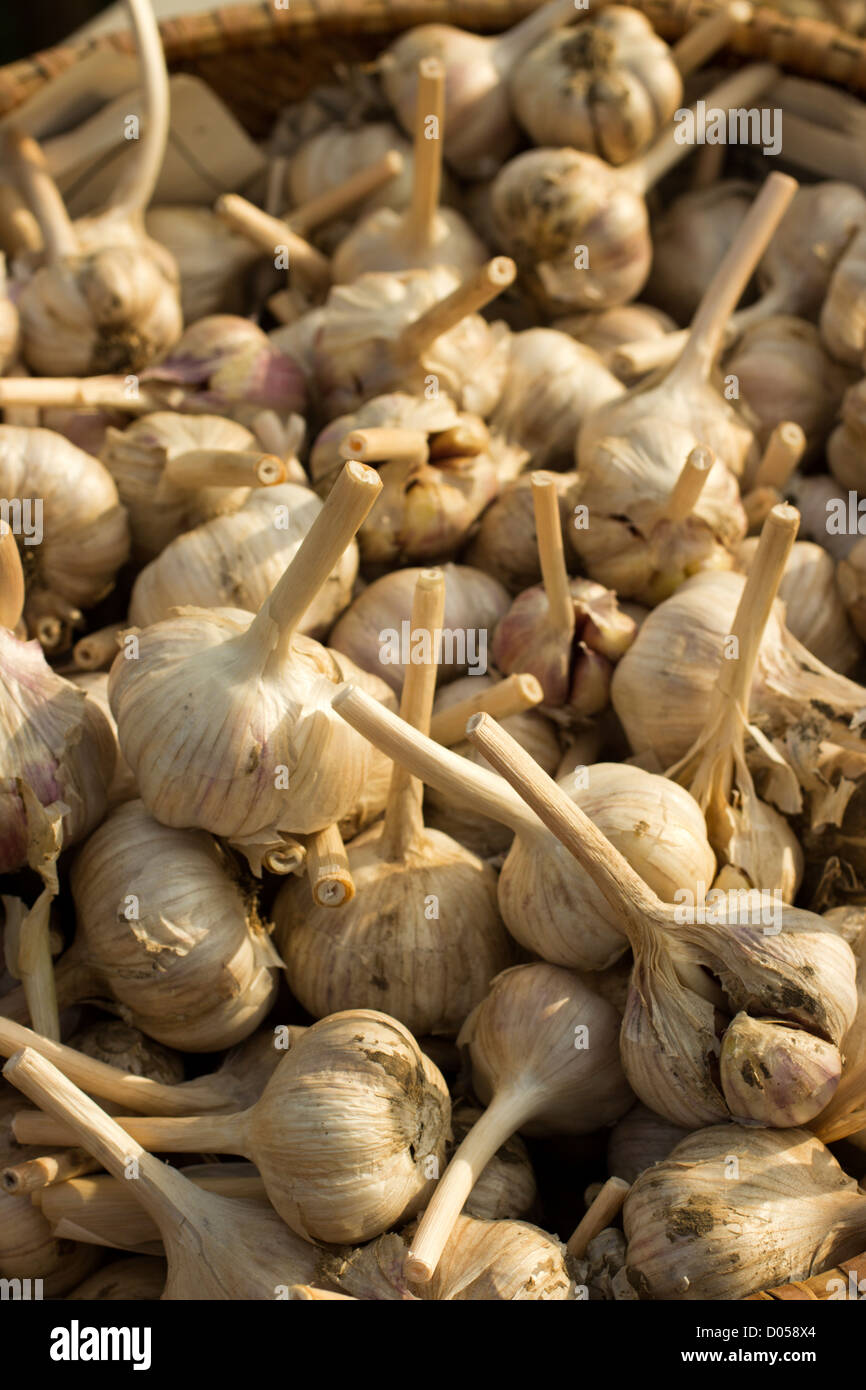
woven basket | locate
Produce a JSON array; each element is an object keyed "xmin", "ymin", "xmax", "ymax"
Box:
[{"xmin": 1, "ymin": 0, "xmax": 866, "ymax": 136}]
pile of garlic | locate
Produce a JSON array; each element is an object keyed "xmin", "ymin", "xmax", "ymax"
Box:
[{"xmin": 2, "ymin": 0, "xmax": 866, "ymax": 1308}]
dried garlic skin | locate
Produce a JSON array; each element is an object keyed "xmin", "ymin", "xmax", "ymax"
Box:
[
  {"xmin": 606, "ymin": 1102, "xmax": 689, "ymax": 1184},
  {"xmin": 248, "ymin": 1010, "xmax": 451, "ymax": 1244},
  {"xmin": 70, "ymin": 800, "xmax": 279, "ymax": 1051},
  {"xmin": 70, "ymin": 1020, "xmax": 184, "ymax": 1088},
  {"xmin": 737, "ymin": 537, "xmax": 861, "ymax": 675},
  {"xmin": 0, "ymin": 628, "xmax": 116, "ymax": 873},
  {"xmin": 719, "ymin": 1014, "xmax": 842, "ymax": 1128},
  {"xmin": 145, "ymin": 206, "xmax": 261, "ymax": 322},
  {"xmin": 624, "ymin": 1125, "xmax": 866, "ymax": 1299}
]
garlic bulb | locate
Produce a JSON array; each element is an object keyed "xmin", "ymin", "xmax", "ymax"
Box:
[
  {"xmin": 141, "ymin": 314, "xmax": 307, "ymax": 428},
  {"xmin": 788, "ymin": 472, "xmax": 857, "ymax": 564},
  {"xmin": 332, "ymin": 60, "xmax": 486, "ymax": 281},
  {"xmin": 101, "ymin": 410, "xmax": 285, "ymax": 560},
  {"xmin": 288, "ymin": 122, "xmax": 415, "ymax": 216},
  {"xmin": 606, "ymin": 1103, "xmax": 689, "ymax": 1184},
  {"xmin": 724, "ymin": 315, "xmax": 854, "ymax": 458},
  {"xmin": 333, "ymin": 686, "xmax": 716, "ymax": 972},
  {"xmin": 0, "ymin": 425, "xmax": 130, "ymax": 627},
  {"xmin": 9, "ymin": 2, "xmax": 182, "ymax": 375},
  {"xmin": 464, "ymin": 712, "xmax": 857, "ymax": 1130},
  {"xmin": 144, "ymin": 206, "xmax": 261, "ymax": 322},
  {"xmin": 449, "ymin": 1104, "xmax": 537, "ymax": 1222},
  {"xmin": 814, "ymin": 915, "xmax": 866, "ymax": 1148},
  {"xmin": 571, "ymin": 175, "xmax": 802, "ymax": 601},
  {"xmin": 0, "ymin": 1088, "xmax": 100, "ymax": 1297},
  {"xmin": 424, "ymin": 674, "xmax": 560, "ymax": 858},
  {"xmin": 719, "ymin": 1013, "xmax": 842, "ymax": 1127},
  {"xmin": 0, "ymin": 257, "xmax": 20, "ymax": 373},
  {"xmin": 109, "ymin": 463, "xmax": 395, "ymax": 865},
  {"xmin": 330, "ymin": 561, "xmax": 510, "ymax": 692},
  {"xmin": 129, "ymin": 483, "xmax": 357, "ymax": 635},
  {"xmin": 509, "ymin": 6, "xmax": 746, "ymax": 164},
  {"xmin": 737, "ymin": 537, "xmax": 861, "ymax": 674},
  {"xmin": 465, "ymin": 471, "xmax": 575, "ymax": 594},
  {"xmin": 491, "ymin": 66, "xmax": 776, "ymax": 314},
  {"xmin": 623, "ymin": 1125, "xmax": 866, "ymax": 1299},
  {"xmin": 70, "ymin": 1020, "xmax": 185, "ymax": 1087},
  {"xmin": 553, "ymin": 303, "xmax": 675, "ymax": 378},
  {"xmin": 331, "ymin": 1213, "xmax": 574, "ymax": 1299},
  {"xmin": 275, "ymin": 571, "xmax": 512, "ymax": 1034},
  {"xmin": 668, "ymin": 506, "xmax": 804, "ymax": 899},
  {"xmin": 492, "ymin": 478, "xmax": 637, "ymax": 719},
  {"xmin": 645, "ymin": 181, "xmax": 754, "ymax": 324},
  {"xmin": 312, "ymin": 259, "xmax": 514, "ymax": 420},
  {"xmin": 62, "ymin": 799, "xmax": 279, "ymax": 1050},
  {"xmin": 67, "ymin": 670, "xmax": 137, "ymax": 807},
  {"xmin": 379, "ymin": 0, "xmax": 580, "ymax": 179},
  {"xmin": 828, "ymin": 378, "xmax": 866, "ymax": 493},
  {"xmin": 486, "ymin": 328, "xmax": 621, "ymax": 468},
  {"xmin": 3, "ymin": 1049, "xmax": 328, "ymax": 1301},
  {"xmin": 612, "ymin": 568, "xmax": 866, "ymax": 866},
  {"xmin": 821, "ymin": 226, "xmax": 866, "ymax": 366},
  {"xmin": 405, "ymin": 963, "xmax": 633, "ymax": 1280},
  {"xmin": 21, "ymin": 1010, "xmax": 452, "ymax": 1247}
]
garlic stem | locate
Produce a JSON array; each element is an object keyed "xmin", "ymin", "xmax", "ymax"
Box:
[
  {"xmin": 429, "ymin": 672, "xmax": 543, "ymax": 746},
  {"xmin": 286, "ymin": 151, "xmax": 404, "ymax": 237},
  {"xmin": 38, "ymin": 1168, "xmax": 266, "ymax": 1243},
  {"xmin": 162, "ymin": 448, "xmax": 286, "ymax": 490},
  {"xmin": 0, "ymin": 375, "xmax": 170, "ymax": 412},
  {"xmin": 7, "ymin": 132, "xmax": 79, "ymax": 261},
  {"xmin": 533, "ymin": 471, "xmax": 575, "ymax": 639},
  {"xmin": 566, "ymin": 1175, "xmax": 630, "ymax": 1258},
  {"xmin": 717, "ymin": 504, "xmax": 798, "ymax": 708},
  {"xmin": 105, "ymin": 0, "xmax": 170, "ymax": 222},
  {"xmin": 405, "ymin": 59, "xmax": 445, "ymax": 251},
  {"xmin": 0, "ymin": 1014, "xmax": 303, "ymax": 1116},
  {"xmin": 670, "ymin": 171, "xmax": 797, "ymax": 386},
  {"xmin": 2, "ymin": 1048, "xmax": 211, "ymax": 1235},
  {"xmin": 14, "ymin": 1106, "xmax": 250, "ymax": 1156},
  {"xmin": 15, "ymin": 895, "xmax": 60, "ymax": 1042},
  {"xmin": 264, "ymin": 839, "xmax": 307, "ymax": 876},
  {"xmin": 1, "ymin": 1149, "xmax": 99, "ymax": 1196},
  {"xmin": 405, "ymin": 1085, "xmax": 537, "ymax": 1282},
  {"xmin": 306, "ymin": 824, "xmax": 355, "ymax": 907},
  {"xmin": 0, "ymin": 520, "xmax": 25, "ymax": 630},
  {"xmin": 672, "ymin": 3, "xmax": 752, "ymax": 77},
  {"xmin": 244, "ymin": 460, "xmax": 382, "ymax": 660},
  {"xmin": 660, "ymin": 445, "xmax": 714, "ymax": 523},
  {"xmin": 72, "ymin": 624, "xmax": 124, "ymax": 671},
  {"xmin": 215, "ymin": 194, "xmax": 331, "ymax": 293},
  {"xmin": 492, "ymin": 0, "xmax": 581, "ymax": 67},
  {"xmin": 381, "ymin": 569, "xmax": 445, "ymax": 862},
  {"xmin": 332, "ymin": 684, "xmax": 542, "ymax": 840},
  {"xmin": 339, "ymin": 427, "xmax": 429, "ymax": 464},
  {"xmin": 0, "ymin": 183, "xmax": 42, "ymax": 255},
  {"xmin": 394, "ymin": 256, "xmax": 515, "ymax": 361},
  {"xmin": 622, "ymin": 65, "xmax": 779, "ymax": 196},
  {"xmin": 464, "ymin": 712, "xmax": 661, "ymax": 932},
  {"xmin": 752, "ymin": 421, "xmax": 806, "ymax": 490}
]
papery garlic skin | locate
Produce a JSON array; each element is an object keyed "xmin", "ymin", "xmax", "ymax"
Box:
[
  {"xmin": 248, "ymin": 1010, "xmax": 451, "ymax": 1244},
  {"xmin": 274, "ymin": 821, "xmax": 512, "ymax": 1035},
  {"xmin": 828, "ymin": 379, "xmax": 866, "ymax": 494},
  {"xmin": 462, "ymin": 963, "xmax": 634, "ymax": 1136},
  {"xmin": 332, "ymin": 206, "xmax": 487, "ymax": 282},
  {"xmin": 487, "ymin": 328, "xmax": 621, "ymax": 468},
  {"xmin": 491, "ymin": 148, "xmax": 650, "ymax": 313},
  {"xmin": 70, "ymin": 800, "xmax": 280, "ymax": 1050},
  {"xmin": 820, "ymin": 227, "xmax": 866, "ymax": 366},
  {"xmin": 310, "ymin": 391, "xmax": 464, "ymax": 496},
  {"xmin": 498, "ymin": 762, "xmax": 716, "ymax": 970},
  {"xmin": 606, "ymin": 1102, "xmax": 689, "ymax": 1184},
  {"xmin": 0, "ymin": 258, "xmax": 20, "ymax": 373},
  {"xmin": 510, "ymin": 11, "xmax": 681, "ymax": 164},
  {"xmin": 0, "ymin": 426, "xmax": 130, "ymax": 611},
  {"xmin": 129, "ymin": 484, "xmax": 357, "ymax": 636},
  {"xmin": 736, "ymin": 537, "xmax": 861, "ymax": 674},
  {"xmin": 0, "ymin": 628, "xmax": 116, "ymax": 873},
  {"xmin": 101, "ymin": 411, "xmax": 271, "ymax": 560},
  {"xmin": 145, "ymin": 206, "xmax": 261, "ymax": 322},
  {"xmin": 330, "ymin": 562, "xmax": 510, "ymax": 693},
  {"xmin": 68, "ymin": 671, "xmax": 137, "ymax": 807},
  {"xmin": 288, "ymin": 122, "xmax": 415, "ymax": 218},
  {"xmin": 720, "ymin": 1014, "xmax": 842, "ymax": 1128},
  {"xmin": 554, "ymin": 303, "xmax": 675, "ymax": 374},
  {"xmin": 70, "ymin": 1019, "xmax": 185, "ymax": 1087},
  {"xmin": 466, "ymin": 472, "xmax": 575, "ymax": 594},
  {"xmin": 108, "ymin": 609, "xmax": 394, "ymax": 851},
  {"xmin": 624, "ymin": 1125, "xmax": 866, "ymax": 1299}
]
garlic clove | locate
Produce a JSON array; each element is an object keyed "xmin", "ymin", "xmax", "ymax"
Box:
[{"xmin": 720, "ymin": 1013, "xmax": 842, "ymax": 1128}]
